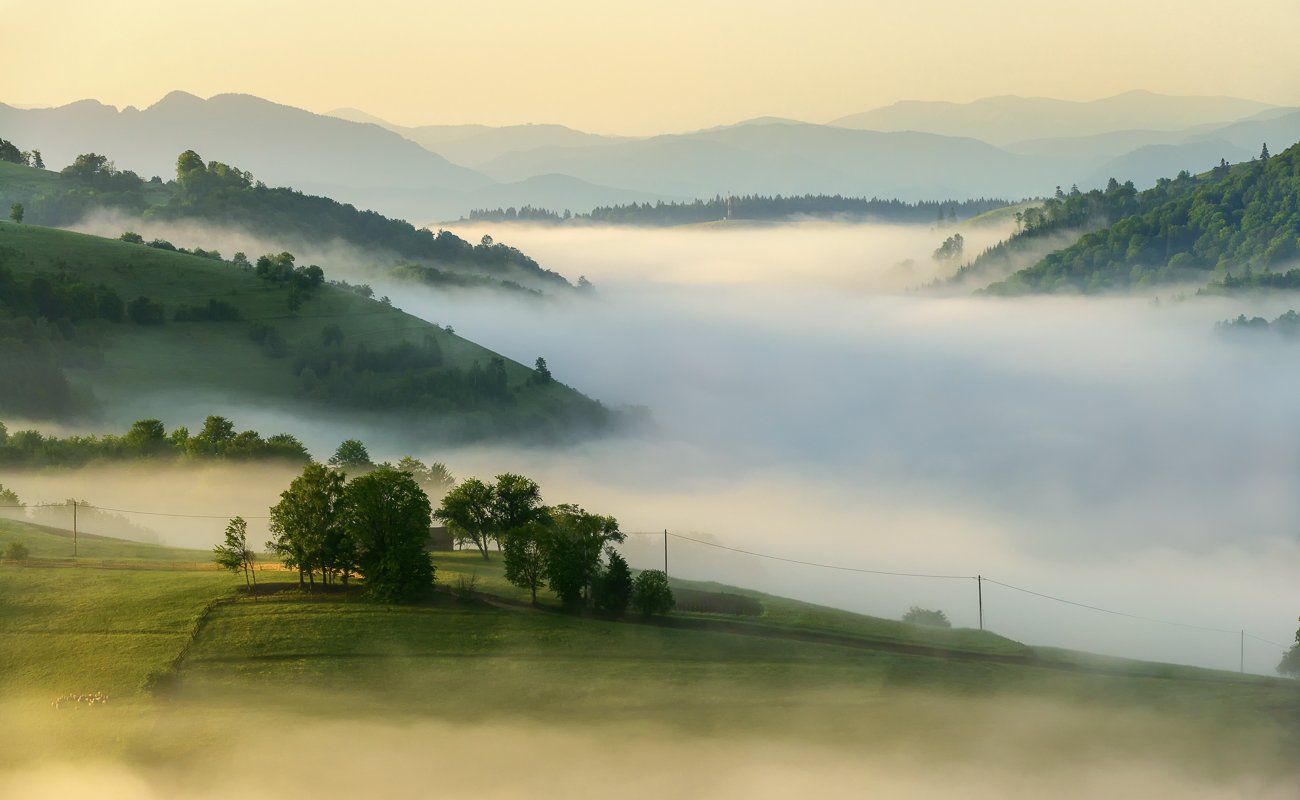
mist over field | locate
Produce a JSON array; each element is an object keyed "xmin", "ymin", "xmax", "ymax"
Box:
[
  {"xmin": 13, "ymin": 218, "xmax": 1300, "ymax": 673},
  {"xmin": 382, "ymin": 222, "xmax": 1300, "ymax": 674},
  {"xmin": 2, "ymin": 694, "xmax": 1295, "ymax": 800}
]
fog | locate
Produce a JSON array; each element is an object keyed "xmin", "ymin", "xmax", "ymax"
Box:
[
  {"xmin": 384, "ymin": 222, "xmax": 1300, "ymax": 674},
  {"xmin": 21, "ymin": 217, "xmax": 1300, "ymax": 673},
  {"xmin": 1, "ymin": 693, "xmax": 1296, "ymax": 799}
]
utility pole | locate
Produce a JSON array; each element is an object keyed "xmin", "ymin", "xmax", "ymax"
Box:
[
  {"xmin": 71, "ymin": 499, "xmax": 77, "ymax": 557},
  {"xmin": 977, "ymin": 575, "xmax": 984, "ymax": 631},
  {"xmin": 1240, "ymin": 630, "xmax": 1245, "ymax": 673},
  {"xmin": 663, "ymin": 529, "xmax": 668, "ymax": 577}
]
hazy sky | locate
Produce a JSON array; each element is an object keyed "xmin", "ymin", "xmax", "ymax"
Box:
[{"xmin": 7, "ymin": 0, "xmax": 1299, "ymax": 134}]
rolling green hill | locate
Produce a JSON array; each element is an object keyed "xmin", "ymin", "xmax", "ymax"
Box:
[
  {"xmin": 986, "ymin": 141, "xmax": 1300, "ymax": 294},
  {"xmin": 0, "ymin": 222, "xmax": 609, "ymax": 440},
  {"xmin": 2, "ymin": 519, "xmax": 1298, "ymax": 780},
  {"xmin": 0, "ymin": 154, "xmax": 573, "ymax": 294}
]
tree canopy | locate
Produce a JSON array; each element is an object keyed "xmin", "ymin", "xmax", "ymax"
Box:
[
  {"xmin": 986, "ymin": 142, "xmax": 1300, "ymax": 294},
  {"xmin": 341, "ymin": 466, "xmax": 435, "ymax": 603}
]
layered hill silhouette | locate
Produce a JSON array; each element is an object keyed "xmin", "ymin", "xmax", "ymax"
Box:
[
  {"xmin": 830, "ymin": 91, "xmax": 1278, "ymax": 145},
  {"xmin": 2, "ymin": 91, "xmax": 1291, "ymax": 223}
]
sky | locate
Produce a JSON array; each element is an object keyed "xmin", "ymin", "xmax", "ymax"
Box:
[{"xmin": 5, "ymin": 0, "xmax": 1299, "ymax": 134}]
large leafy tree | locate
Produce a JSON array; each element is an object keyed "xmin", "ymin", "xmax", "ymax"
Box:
[
  {"xmin": 267, "ymin": 462, "xmax": 347, "ymax": 588},
  {"xmin": 434, "ymin": 477, "xmax": 496, "ymax": 559},
  {"xmin": 544, "ymin": 503, "xmax": 624, "ymax": 608},
  {"xmin": 342, "ymin": 466, "xmax": 434, "ymax": 603},
  {"xmin": 490, "ymin": 473, "xmax": 544, "ymax": 546}
]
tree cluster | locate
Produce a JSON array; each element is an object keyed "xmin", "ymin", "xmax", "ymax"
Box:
[
  {"xmin": 266, "ymin": 462, "xmax": 434, "ymax": 602},
  {"xmin": 1217, "ymin": 309, "xmax": 1300, "ymax": 338},
  {"xmin": 436, "ymin": 472, "xmax": 670, "ymax": 616},
  {"xmin": 0, "ymin": 415, "xmax": 310, "ymax": 468},
  {"xmin": 0, "ymin": 137, "xmax": 43, "ymax": 169},
  {"xmin": 932, "ymin": 233, "xmax": 964, "ymax": 262}
]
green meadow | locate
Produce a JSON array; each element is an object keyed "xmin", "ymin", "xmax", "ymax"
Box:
[{"xmin": 2, "ymin": 518, "xmax": 1298, "ymax": 783}]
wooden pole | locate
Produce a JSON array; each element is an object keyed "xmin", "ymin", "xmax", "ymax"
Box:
[
  {"xmin": 977, "ymin": 575, "xmax": 984, "ymax": 631},
  {"xmin": 663, "ymin": 529, "xmax": 668, "ymax": 577},
  {"xmin": 72, "ymin": 500, "xmax": 77, "ymax": 557}
]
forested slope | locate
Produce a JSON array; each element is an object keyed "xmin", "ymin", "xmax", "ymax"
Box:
[{"xmin": 987, "ymin": 143, "xmax": 1300, "ymax": 294}]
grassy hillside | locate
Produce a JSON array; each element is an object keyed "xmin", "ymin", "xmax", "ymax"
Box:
[
  {"xmin": 0, "ymin": 155, "xmax": 570, "ymax": 294},
  {"xmin": 987, "ymin": 141, "xmax": 1300, "ymax": 294},
  {"xmin": 0, "ymin": 222, "xmax": 609, "ymax": 439}
]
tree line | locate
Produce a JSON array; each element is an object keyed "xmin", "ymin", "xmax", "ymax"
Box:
[
  {"xmin": 0, "ymin": 416, "xmax": 311, "ymax": 468},
  {"xmin": 467, "ymin": 194, "xmax": 1010, "ymax": 226},
  {"xmin": 986, "ymin": 143, "xmax": 1297, "ymax": 294}
]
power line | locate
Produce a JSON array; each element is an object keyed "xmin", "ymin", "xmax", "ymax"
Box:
[
  {"xmin": 981, "ymin": 577, "xmax": 1241, "ymax": 635},
  {"xmin": 658, "ymin": 531, "xmax": 976, "ymax": 580},
  {"xmin": 1244, "ymin": 632, "xmax": 1293, "ymax": 651},
  {"xmin": 0, "ymin": 503, "xmax": 266, "ymax": 520}
]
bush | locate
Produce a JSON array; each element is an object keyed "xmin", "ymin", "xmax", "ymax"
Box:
[
  {"xmin": 3, "ymin": 541, "xmax": 30, "ymax": 560},
  {"xmin": 126, "ymin": 295, "xmax": 165, "ymax": 325},
  {"xmin": 631, "ymin": 570, "xmax": 674, "ymax": 617},
  {"xmin": 901, "ymin": 607, "xmax": 951, "ymax": 628}
]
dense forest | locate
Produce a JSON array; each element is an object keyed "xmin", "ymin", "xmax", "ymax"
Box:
[
  {"xmin": 468, "ymin": 194, "xmax": 1010, "ymax": 226},
  {"xmin": 0, "ymin": 143, "xmax": 574, "ymax": 294},
  {"xmin": 986, "ymin": 142, "xmax": 1300, "ymax": 294}
]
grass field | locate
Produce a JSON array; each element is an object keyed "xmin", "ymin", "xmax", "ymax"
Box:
[{"xmin": 3, "ymin": 518, "xmax": 1299, "ymax": 786}]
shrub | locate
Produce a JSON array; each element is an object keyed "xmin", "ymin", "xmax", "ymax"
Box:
[
  {"xmin": 631, "ymin": 570, "xmax": 674, "ymax": 617},
  {"xmin": 901, "ymin": 607, "xmax": 951, "ymax": 628},
  {"xmin": 3, "ymin": 541, "xmax": 30, "ymax": 560}
]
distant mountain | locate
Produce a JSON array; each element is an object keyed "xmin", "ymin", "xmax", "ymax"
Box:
[
  {"xmin": 474, "ymin": 121, "xmax": 1057, "ymax": 201},
  {"xmin": 831, "ymin": 91, "xmax": 1277, "ymax": 146},
  {"xmin": 323, "ymin": 108, "xmax": 626, "ymax": 168},
  {"xmin": 7, "ymin": 91, "xmax": 1293, "ymax": 224},
  {"xmin": 0, "ymin": 92, "xmax": 492, "ymax": 219},
  {"xmin": 1075, "ymin": 109, "xmax": 1300, "ymax": 189}
]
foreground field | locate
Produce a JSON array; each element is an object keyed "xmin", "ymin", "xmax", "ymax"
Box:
[{"xmin": 2, "ymin": 520, "xmax": 1299, "ymax": 793}]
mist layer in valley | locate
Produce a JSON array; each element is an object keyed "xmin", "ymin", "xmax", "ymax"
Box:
[
  {"xmin": 11, "ymin": 218, "xmax": 1300, "ymax": 674},
  {"xmin": 1, "ymin": 691, "xmax": 1295, "ymax": 800}
]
